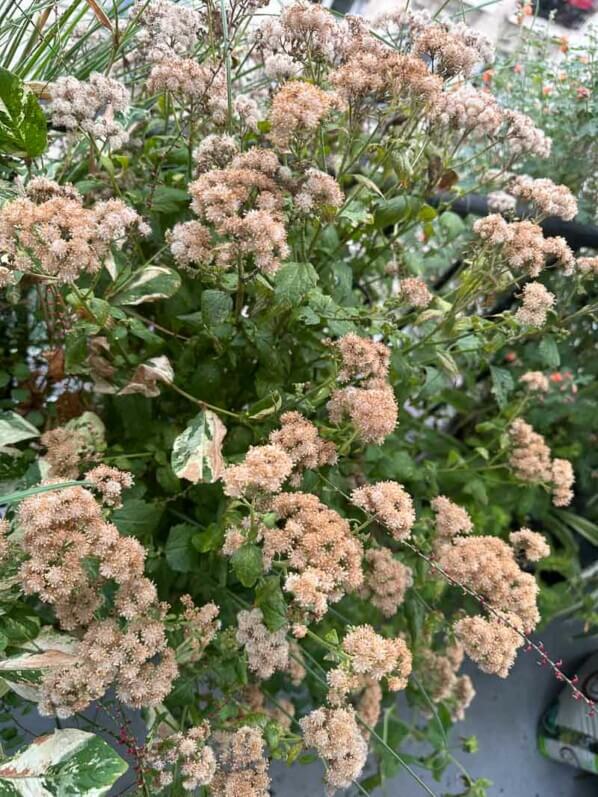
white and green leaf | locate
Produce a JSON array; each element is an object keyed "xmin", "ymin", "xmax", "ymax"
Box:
[
  {"xmin": 0, "ymin": 729, "xmax": 127, "ymax": 796},
  {"xmin": 112, "ymin": 266, "xmax": 181, "ymax": 306},
  {"xmin": 171, "ymin": 409, "xmax": 227, "ymax": 484}
]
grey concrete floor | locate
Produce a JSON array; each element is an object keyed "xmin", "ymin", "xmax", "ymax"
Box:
[{"xmin": 272, "ymin": 617, "xmax": 598, "ymax": 797}]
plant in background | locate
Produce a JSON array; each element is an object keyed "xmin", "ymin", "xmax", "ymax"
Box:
[{"xmin": 0, "ymin": 1, "xmax": 596, "ymax": 795}]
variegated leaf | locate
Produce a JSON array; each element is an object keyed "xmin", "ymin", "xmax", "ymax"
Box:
[
  {"xmin": 119, "ymin": 356, "xmax": 174, "ymax": 398},
  {"xmin": 171, "ymin": 410, "xmax": 227, "ymax": 483},
  {"xmin": 0, "ymin": 729, "xmax": 127, "ymax": 796},
  {"xmin": 112, "ymin": 266, "xmax": 181, "ymax": 306}
]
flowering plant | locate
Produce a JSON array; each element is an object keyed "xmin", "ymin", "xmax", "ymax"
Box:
[{"xmin": 0, "ymin": 1, "xmax": 596, "ymax": 795}]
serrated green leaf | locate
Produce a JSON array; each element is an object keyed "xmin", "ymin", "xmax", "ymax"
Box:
[
  {"xmin": 231, "ymin": 543, "xmax": 263, "ymax": 588},
  {"xmin": 490, "ymin": 365, "xmax": 514, "ymax": 409},
  {"xmin": 538, "ymin": 336, "xmax": 560, "ymax": 369},
  {"xmin": 148, "ymin": 185, "xmax": 189, "ymax": 213},
  {"xmin": 255, "ymin": 576, "xmax": 287, "ymax": 631},
  {"xmin": 274, "ymin": 262, "xmax": 318, "ymax": 304},
  {"xmin": 171, "ymin": 410, "xmax": 227, "ymax": 483},
  {"xmin": 192, "ymin": 523, "xmax": 224, "ymax": 553},
  {"xmin": 201, "ymin": 290, "xmax": 233, "ymax": 326}
]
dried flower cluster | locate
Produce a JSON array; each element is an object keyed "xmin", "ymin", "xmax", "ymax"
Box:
[
  {"xmin": 399, "ymin": 277, "xmax": 433, "ymax": 308},
  {"xmin": 358, "ymin": 547, "xmax": 413, "ymax": 617},
  {"xmin": 294, "ymin": 168, "xmax": 344, "ymax": 216},
  {"xmin": 148, "ymin": 57, "xmax": 227, "ymax": 118},
  {"xmin": 509, "ymin": 528, "xmax": 551, "ymax": 563},
  {"xmin": 211, "ymin": 726, "xmax": 270, "ymax": 797},
  {"xmin": 144, "ymin": 722, "xmax": 216, "ymax": 791},
  {"xmin": 41, "ymin": 428, "xmax": 95, "ymax": 480},
  {"xmin": 0, "ymin": 180, "xmax": 147, "ymax": 284},
  {"xmin": 520, "ymin": 370, "xmax": 550, "ymax": 393},
  {"xmin": 351, "ymin": 481, "xmax": 415, "ymax": 541},
  {"xmin": 431, "ymin": 495, "xmax": 473, "ymax": 538},
  {"xmin": 474, "ymin": 215, "xmax": 574, "ymax": 278},
  {"xmin": 552, "ymin": 458, "xmax": 575, "ymax": 507},
  {"xmin": 515, "ymin": 282, "xmax": 556, "ymax": 327},
  {"xmin": 132, "ymin": 0, "xmax": 204, "ymax": 62},
  {"xmin": 300, "ymin": 707, "xmax": 367, "ymax": 792},
  {"xmin": 178, "ymin": 595, "xmax": 220, "ymax": 664},
  {"xmin": 487, "ymin": 190, "xmax": 517, "ymax": 214},
  {"xmin": 454, "ymin": 614, "xmax": 523, "ymax": 678},
  {"xmin": 327, "ymin": 625, "xmax": 412, "ymax": 705},
  {"xmin": 509, "ymin": 418, "xmax": 574, "ymax": 505},
  {"xmin": 223, "ymin": 443, "xmax": 293, "ymax": 498},
  {"xmin": 85, "ymin": 465, "xmax": 134, "ymax": 508},
  {"xmin": 268, "ymin": 81, "xmax": 340, "ymax": 150},
  {"xmin": 418, "ymin": 649, "xmax": 475, "ymax": 721},
  {"xmin": 264, "ymin": 492, "xmax": 363, "ymax": 630},
  {"xmin": 438, "ymin": 534, "xmax": 540, "ymax": 633},
  {"xmin": 169, "ymin": 149, "xmax": 290, "ymax": 274},
  {"xmin": 577, "ymin": 256, "xmax": 598, "ymax": 275},
  {"xmin": 256, "ymin": 1, "xmax": 347, "ymax": 69},
  {"xmin": 269, "ymin": 411, "xmax": 337, "ymax": 485},
  {"xmin": 328, "ymin": 334, "xmax": 398, "ymax": 443},
  {"xmin": 49, "ymin": 73, "xmax": 129, "ymax": 148},
  {"xmin": 510, "ymin": 175, "xmax": 578, "ymax": 220},
  {"xmin": 427, "ymin": 492, "xmax": 552, "ymax": 679},
  {"xmin": 236, "ymin": 608, "xmax": 289, "ymax": 679},
  {"xmin": 17, "ymin": 482, "xmax": 176, "ymax": 716}
]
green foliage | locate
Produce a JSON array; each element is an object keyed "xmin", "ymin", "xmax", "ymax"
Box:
[
  {"xmin": 0, "ymin": 3, "xmax": 595, "ymax": 796},
  {"xmin": 0, "ymin": 68, "xmax": 46, "ymax": 158}
]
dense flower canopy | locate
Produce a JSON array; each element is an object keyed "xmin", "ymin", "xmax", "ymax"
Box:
[{"xmin": 0, "ymin": 0, "xmax": 595, "ymax": 795}]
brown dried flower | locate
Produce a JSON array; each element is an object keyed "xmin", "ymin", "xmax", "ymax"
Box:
[
  {"xmin": 223, "ymin": 444, "xmax": 293, "ymax": 498},
  {"xmin": 509, "ymin": 528, "xmax": 550, "ymax": 562},
  {"xmin": 351, "ymin": 481, "xmax": 415, "ymax": 540},
  {"xmin": 236, "ymin": 608, "xmax": 289, "ymax": 680},
  {"xmin": 431, "ymin": 495, "xmax": 473, "ymax": 538},
  {"xmin": 359, "ymin": 547, "xmax": 412, "ymax": 617},
  {"xmin": 300, "ymin": 706, "xmax": 367, "ymax": 791}
]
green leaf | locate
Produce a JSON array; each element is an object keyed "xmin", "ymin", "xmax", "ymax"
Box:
[
  {"xmin": 0, "ymin": 68, "xmax": 47, "ymax": 158},
  {"xmin": 112, "ymin": 498, "xmax": 162, "ymax": 537},
  {"xmin": 350, "ymin": 173, "xmax": 383, "ymax": 197},
  {"xmin": 112, "ymin": 266, "xmax": 181, "ymax": 305},
  {"xmin": 171, "ymin": 410, "xmax": 227, "ymax": 484},
  {"xmin": 464, "ymin": 478, "xmax": 488, "ymax": 505},
  {"xmin": 557, "ymin": 510, "xmax": 598, "ymax": 547},
  {"xmin": 418, "ymin": 204, "xmax": 437, "ymax": 221},
  {"xmin": 201, "ymin": 290, "xmax": 233, "ymax": 326},
  {"xmin": 255, "ymin": 576, "xmax": 287, "ymax": 631},
  {"xmin": 231, "ymin": 543, "xmax": 263, "ymax": 588},
  {"xmin": 274, "ymin": 262, "xmax": 319, "ymax": 304},
  {"xmin": 0, "ymin": 411, "xmax": 39, "ymax": 447},
  {"xmin": 0, "ymin": 729, "xmax": 127, "ymax": 795},
  {"xmin": 192, "ymin": 523, "xmax": 224, "ymax": 553},
  {"xmin": 490, "ymin": 365, "xmax": 514, "ymax": 409},
  {"xmin": 439, "ymin": 211, "xmax": 465, "ymax": 241},
  {"xmin": 538, "ymin": 336, "xmax": 560, "ymax": 369},
  {"xmin": 374, "ymin": 196, "xmax": 417, "ymax": 228},
  {"xmin": 165, "ymin": 523, "xmax": 200, "ymax": 572},
  {"xmin": 148, "ymin": 186, "xmax": 189, "ymax": 213}
]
